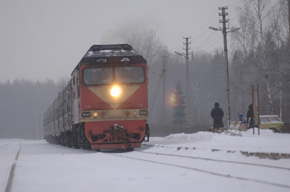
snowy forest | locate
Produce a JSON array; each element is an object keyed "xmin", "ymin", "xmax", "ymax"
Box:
[{"xmin": 1, "ymin": 0, "xmax": 290, "ymax": 139}]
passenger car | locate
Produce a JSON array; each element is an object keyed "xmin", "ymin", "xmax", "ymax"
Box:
[{"xmin": 259, "ymin": 115, "xmax": 284, "ymax": 132}]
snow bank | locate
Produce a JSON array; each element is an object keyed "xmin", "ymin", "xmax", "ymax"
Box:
[{"xmin": 152, "ymin": 129, "xmax": 290, "ymax": 154}]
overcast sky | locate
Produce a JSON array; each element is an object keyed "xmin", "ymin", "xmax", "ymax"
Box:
[{"xmin": 0, "ymin": 0, "xmax": 242, "ymax": 83}]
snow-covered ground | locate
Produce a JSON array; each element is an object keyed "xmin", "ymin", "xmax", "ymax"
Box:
[{"xmin": 1, "ymin": 129, "xmax": 290, "ymax": 192}]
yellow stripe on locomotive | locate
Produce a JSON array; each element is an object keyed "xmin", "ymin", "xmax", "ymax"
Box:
[{"xmin": 81, "ymin": 109, "xmax": 149, "ymax": 121}]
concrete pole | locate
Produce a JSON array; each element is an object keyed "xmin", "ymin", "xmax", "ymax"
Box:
[
  {"xmin": 221, "ymin": 7, "xmax": 231, "ymax": 127},
  {"xmin": 183, "ymin": 37, "xmax": 190, "ymax": 123},
  {"xmin": 162, "ymin": 55, "xmax": 167, "ymax": 119}
]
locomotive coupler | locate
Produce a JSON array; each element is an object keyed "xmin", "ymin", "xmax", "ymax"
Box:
[
  {"xmin": 109, "ymin": 124, "xmax": 126, "ymax": 138},
  {"xmin": 110, "ymin": 124, "xmax": 125, "ymax": 134},
  {"xmin": 112, "ymin": 124, "xmax": 123, "ymax": 131}
]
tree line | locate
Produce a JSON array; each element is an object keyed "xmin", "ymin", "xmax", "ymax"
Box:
[
  {"xmin": 0, "ymin": 79, "xmax": 63, "ymax": 139},
  {"xmin": 230, "ymin": 0, "xmax": 290, "ymax": 125},
  {"xmin": 1, "ymin": 0, "xmax": 290, "ymax": 139}
]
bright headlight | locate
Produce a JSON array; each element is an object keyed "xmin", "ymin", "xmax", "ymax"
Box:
[
  {"xmin": 92, "ymin": 112, "xmax": 98, "ymax": 118},
  {"xmin": 110, "ymin": 85, "xmax": 121, "ymax": 97}
]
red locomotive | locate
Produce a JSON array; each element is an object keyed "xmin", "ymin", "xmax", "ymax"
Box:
[{"xmin": 43, "ymin": 44, "xmax": 149, "ymax": 150}]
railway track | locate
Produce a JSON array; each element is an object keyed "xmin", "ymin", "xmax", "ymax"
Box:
[
  {"xmin": 142, "ymin": 143, "xmax": 290, "ymax": 160},
  {"xmin": 137, "ymin": 150, "xmax": 290, "ymax": 171},
  {"xmin": 3, "ymin": 141, "xmax": 21, "ymax": 192},
  {"xmin": 2, "ymin": 140, "xmax": 289, "ymax": 191},
  {"xmin": 112, "ymin": 148, "xmax": 290, "ymax": 189}
]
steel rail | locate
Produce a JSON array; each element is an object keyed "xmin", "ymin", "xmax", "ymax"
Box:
[
  {"xmin": 112, "ymin": 151, "xmax": 290, "ymax": 189},
  {"xmin": 136, "ymin": 150, "xmax": 290, "ymax": 171},
  {"xmin": 5, "ymin": 141, "xmax": 21, "ymax": 192}
]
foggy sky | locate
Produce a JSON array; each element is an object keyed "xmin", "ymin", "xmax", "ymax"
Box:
[{"xmin": 0, "ymin": 0, "xmax": 240, "ymax": 83}]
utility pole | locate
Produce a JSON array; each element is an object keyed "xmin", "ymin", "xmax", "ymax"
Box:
[
  {"xmin": 209, "ymin": 7, "xmax": 237, "ymax": 127},
  {"xmin": 219, "ymin": 6, "xmax": 231, "ymax": 127},
  {"xmin": 183, "ymin": 37, "xmax": 191, "ymax": 114},
  {"xmin": 288, "ymin": 0, "xmax": 290, "ymax": 38},
  {"xmin": 283, "ymin": 0, "xmax": 290, "ymax": 38},
  {"xmin": 162, "ymin": 55, "xmax": 167, "ymax": 119},
  {"xmin": 175, "ymin": 38, "xmax": 191, "ymax": 124}
]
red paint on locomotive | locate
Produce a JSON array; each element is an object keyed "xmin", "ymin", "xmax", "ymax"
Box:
[
  {"xmin": 43, "ymin": 44, "xmax": 149, "ymax": 150},
  {"xmin": 79, "ymin": 63, "xmax": 148, "ymax": 150}
]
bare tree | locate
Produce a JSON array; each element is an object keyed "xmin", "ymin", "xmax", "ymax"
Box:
[
  {"xmin": 232, "ymin": 0, "xmax": 277, "ymax": 114},
  {"xmin": 102, "ymin": 23, "xmax": 167, "ymax": 65},
  {"xmin": 230, "ymin": 0, "xmax": 290, "ymax": 124},
  {"xmin": 269, "ymin": 2, "xmax": 289, "ymax": 118}
]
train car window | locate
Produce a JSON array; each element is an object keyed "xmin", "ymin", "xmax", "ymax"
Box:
[
  {"xmin": 115, "ymin": 66, "xmax": 144, "ymax": 83},
  {"xmin": 83, "ymin": 67, "xmax": 113, "ymax": 85}
]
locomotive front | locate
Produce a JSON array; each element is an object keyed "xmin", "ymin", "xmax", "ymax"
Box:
[{"xmin": 74, "ymin": 44, "xmax": 148, "ymax": 150}]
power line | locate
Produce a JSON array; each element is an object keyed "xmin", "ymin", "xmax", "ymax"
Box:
[
  {"xmin": 192, "ymin": 31, "xmax": 220, "ymax": 49},
  {"xmin": 191, "ymin": 30, "xmax": 218, "ymax": 44},
  {"xmin": 174, "ymin": 1, "xmax": 243, "ymax": 53},
  {"xmin": 226, "ymin": 0, "xmax": 244, "ymax": 7},
  {"xmin": 193, "ymin": 34, "xmax": 222, "ymax": 51},
  {"xmin": 189, "ymin": 11, "xmax": 220, "ymax": 36},
  {"xmin": 190, "ymin": 4, "xmax": 241, "ymax": 51}
]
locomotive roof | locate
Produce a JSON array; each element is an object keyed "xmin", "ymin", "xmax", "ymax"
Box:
[
  {"xmin": 85, "ymin": 44, "xmax": 139, "ymax": 57},
  {"xmin": 74, "ymin": 44, "xmax": 146, "ymax": 71}
]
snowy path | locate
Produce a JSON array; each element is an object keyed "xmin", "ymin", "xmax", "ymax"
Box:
[
  {"xmin": 1, "ymin": 130, "xmax": 290, "ymax": 192},
  {"xmin": 0, "ymin": 140, "xmax": 21, "ymax": 192}
]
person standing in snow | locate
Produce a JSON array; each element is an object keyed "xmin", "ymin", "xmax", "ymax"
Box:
[
  {"xmin": 211, "ymin": 102, "xmax": 224, "ymax": 131},
  {"xmin": 247, "ymin": 104, "xmax": 254, "ymax": 128}
]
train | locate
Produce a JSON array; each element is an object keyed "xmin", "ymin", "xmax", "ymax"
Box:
[{"xmin": 43, "ymin": 44, "xmax": 149, "ymax": 150}]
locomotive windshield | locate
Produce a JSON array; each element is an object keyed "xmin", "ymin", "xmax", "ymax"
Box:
[
  {"xmin": 83, "ymin": 66, "xmax": 144, "ymax": 85},
  {"xmin": 115, "ymin": 67, "xmax": 144, "ymax": 83},
  {"xmin": 83, "ymin": 68, "xmax": 113, "ymax": 85}
]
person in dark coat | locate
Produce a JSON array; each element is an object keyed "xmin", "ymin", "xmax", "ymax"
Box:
[
  {"xmin": 211, "ymin": 102, "xmax": 224, "ymax": 129},
  {"xmin": 247, "ymin": 104, "xmax": 254, "ymax": 128}
]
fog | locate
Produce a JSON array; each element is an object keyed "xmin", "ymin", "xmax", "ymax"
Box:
[
  {"xmin": 0, "ymin": 0, "xmax": 239, "ymax": 82},
  {"xmin": 1, "ymin": 0, "xmax": 289, "ymax": 139}
]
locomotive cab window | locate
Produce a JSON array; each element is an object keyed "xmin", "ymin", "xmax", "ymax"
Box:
[
  {"xmin": 115, "ymin": 66, "xmax": 144, "ymax": 83},
  {"xmin": 83, "ymin": 68, "xmax": 113, "ymax": 85},
  {"xmin": 83, "ymin": 66, "xmax": 144, "ymax": 85}
]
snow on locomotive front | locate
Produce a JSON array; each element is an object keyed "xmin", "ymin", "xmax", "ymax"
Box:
[{"xmin": 71, "ymin": 44, "xmax": 149, "ymax": 150}]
